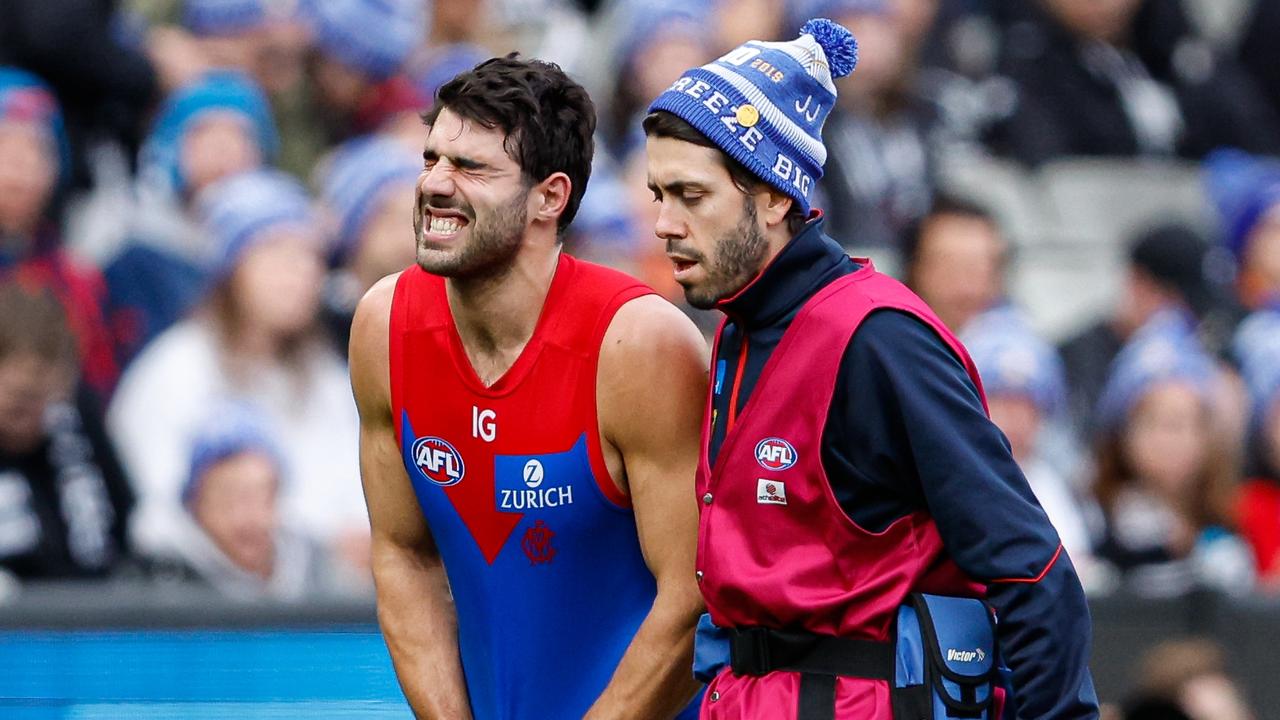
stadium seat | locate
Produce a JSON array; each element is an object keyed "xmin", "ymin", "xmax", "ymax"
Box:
[{"xmin": 1036, "ymin": 158, "xmax": 1215, "ymax": 247}]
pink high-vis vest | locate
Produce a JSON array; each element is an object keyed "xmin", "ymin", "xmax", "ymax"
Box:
[{"xmin": 696, "ymin": 261, "xmax": 990, "ymax": 719}]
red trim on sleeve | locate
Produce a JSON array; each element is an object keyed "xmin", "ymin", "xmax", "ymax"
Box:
[{"xmin": 990, "ymin": 543, "xmax": 1063, "ymax": 584}]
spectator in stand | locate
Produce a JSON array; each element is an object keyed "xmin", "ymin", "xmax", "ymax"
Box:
[
  {"xmin": 1091, "ymin": 311, "xmax": 1253, "ymax": 597},
  {"xmin": 0, "ymin": 280, "xmax": 133, "ymax": 581},
  {"xmin": 1205, "ymin": 149, "xmax": 1280, "ymax": 312},
  {"xmin": 180, "ymin": 0, "xmax": 318, "ymax": 178},
  {"xmin": 987, "ymin": 0, "xmax": 1280, "ymax": 165},
  {"xmin": 429, "ymin": 0, "xmax": 488, "ymax": 45},
  {"xmin": 1123, "ymin": 638, "xmax": 1255, "ymax": 720},
  {"xmin": 901, "ymin": 194, "xmax": 1007, "ymax": 334},
  {"xmin": 712, "ymin": 0, "xmax": 785, "ymax": 52},
  {"xmin": 803, "ymin": 0, "xmax": 943, "ymax": 248},
  {"xmin": 107, "ymin": 169, "xmax": 366, "ymax": 581},
  {"xmin": 963, "ymin": 306, "xmax": 1095, "ymax": 577},
  {"xmin": 316, "ymin": 135, "xmax": 420, "ymax": 355},
  {"xmin": 1059, "ymin": 225, "xmax": 1235, "ymax": 434},
  {"xmin": 172, "ymin": 404, "xmax": 348, "ymax": 600},
  {"xmin": 0, "ymin": 0, "xmax": 159, "ymax": 189},
  {"xmin": 182, "ymin": 0, "xmax": 307, "ymax": 96},
  {"xmin": 0, "ymin": 68, "xmax": 118, "ymax": 400},
  {"xmin": 103, "ymin": 70, "xmax": 278, "ymax": 367},
  {"xmin": 410, "ymin": 42, "xmax": 490, "ymax": 111},
  {"xmin": 301, "ymin": 0, "xmax": 429, "ymax": 146},
  {"xmin": 599, "ymin": 1, "xmax": 710, "ymax": 161},
  {"xmin": 1233, "ymin": 314, "xmax": 1280, "ymax": 589}
]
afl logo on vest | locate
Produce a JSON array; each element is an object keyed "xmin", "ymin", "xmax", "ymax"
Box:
[
  {"xmin": 755, "ymin": 437, "xmax": 798, "ymax": 471},
  {"xmin": 412, "ymin": 436, "xmax": 465, "ymax": 486}
]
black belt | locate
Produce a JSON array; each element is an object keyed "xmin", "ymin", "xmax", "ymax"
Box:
[{"xmin": 728, "ymin": 627, "xmax": 892, "ymax": 720}]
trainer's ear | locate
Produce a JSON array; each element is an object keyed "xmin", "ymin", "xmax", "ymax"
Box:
[
  {"xmin": 762, "ymin": 189, "xmax": 793, "ymax": 229},
  {"xmin": 533, "ymin": 172, "xmax": 572, "ymax": 226}
]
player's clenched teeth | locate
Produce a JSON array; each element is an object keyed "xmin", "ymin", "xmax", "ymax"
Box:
[
  {"xmin": 428, "ymin": 215, "xmax": 467, "ymax": 236},
  {"xmin": 430, "ymin": 217, "xmax": 459, "ymax": 235}
]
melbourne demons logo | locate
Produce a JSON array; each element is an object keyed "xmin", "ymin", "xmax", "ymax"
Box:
[
  {"xmin": 755, "ymin": 437, "xmax": 798, "ymax": 471},
  {"xmin": 412, "ymin": 436, "xmax": 465, "ymax": 486}
]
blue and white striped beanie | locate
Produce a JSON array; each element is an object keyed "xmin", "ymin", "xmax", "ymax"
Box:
[
  {"xmin": 0, "ymin": 67, "xmax": 72, "ymax": 187},
  {"xmin": 183, "ymin": 402, "xmax": 284, "ymax": 506},
  {"xmin": 301, "ymin": 0, "xmax": 426, "ymax": 81},
  {"xmin": 320, "ymin": 135, "xmax": 420, "ymax": 264},
  {"xmin": 647, "ymin": 18, "xmax": 859, "ymax": 214},
  {"xmin": 139, "ymin": 71, "xmax": 278, "ymax": 195},
  {"xmin": 1095, "ymin": 310, "xmax": 1217, "ymax": 433},
  {"xmin": 198, "ymin": 169, "xmax": 318, "ymax": 281},
  {"xmin": 184, "ymin": 0, "xmax": 267, "ymax": 36},
  {"xmin": 962, "ymin": 306, "xmax": 1066, "ymax": 417}
]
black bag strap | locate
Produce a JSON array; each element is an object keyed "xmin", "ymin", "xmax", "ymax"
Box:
[
  {"xmin": 728, "ymin": 626, "xmax": 892, "ymax": 679},
  {"xmin": 728, "ymin": 627, "xmax": 892, "ymax": 720}
]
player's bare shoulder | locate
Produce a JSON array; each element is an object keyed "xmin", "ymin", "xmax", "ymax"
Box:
[
  {"xmin": 349, "ymin": 271, "xmax": 404, "ymax": 413},
  {"xmin": 600, "ymin": 295, "xmax": 709, "ymax": 385},
  {"xmin": 597, "ymin": 295, "xmax": 709, "ymax": 444}
]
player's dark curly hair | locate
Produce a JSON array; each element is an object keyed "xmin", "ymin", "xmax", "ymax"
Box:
[{"xmin": 423, "ymin": 53, "xmax": 596, "ymax": 233}]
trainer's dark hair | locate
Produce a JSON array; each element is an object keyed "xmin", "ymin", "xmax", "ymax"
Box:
[
  {"xmin": 423, "ymin": 54, "xmax": 596, "ymax": 233},
  {"xmin": 642, "ymin": 110, "xmax": 808, "ymax": 237}
]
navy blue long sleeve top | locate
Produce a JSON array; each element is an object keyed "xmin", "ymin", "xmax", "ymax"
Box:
[{"xmin": 707, "ymin": 217, "xmax": 1099, "ymax": 719}]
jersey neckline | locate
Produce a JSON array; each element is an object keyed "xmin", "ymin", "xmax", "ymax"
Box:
[{"xmin": 438, "ymin": 251, "xmax": 574, "ymax": 398}]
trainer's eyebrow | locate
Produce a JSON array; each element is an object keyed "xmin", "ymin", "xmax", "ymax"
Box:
[{"xmin": 648, "ymin": 180, "xmax": 705, "ymax": 196}]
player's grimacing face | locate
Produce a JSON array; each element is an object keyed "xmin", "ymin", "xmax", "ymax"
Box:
[
  {"xmin": 415, "ymin": 107, "xmax": 531, "ymax": 279},
  {"xmin": 646, "ymin": 136, "xmax": 769, "ymax": 309}
]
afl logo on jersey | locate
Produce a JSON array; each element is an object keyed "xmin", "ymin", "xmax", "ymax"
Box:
[
  {"xmin": 413, "ymin": 436, "xmax": 465, "ymax": 486},
  {"xmin": 755, "ymin": 437, "xmax": 797, "ymax": 471}
]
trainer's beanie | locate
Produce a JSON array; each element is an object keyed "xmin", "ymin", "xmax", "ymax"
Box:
[
  {"xmin": 962, "ymin": 306, "xmax": 1066, "ymax": 418},
  {"xmin": 302, "ymin": 0, "xmax": 427, "ymax": 81},
  {"xmin": 647, "ymin": 18, "xmax": 858, "ymax": 214},
  {"xmin": 199, "ymin": 169, "xmax": 319, "ymax": 281},
  {"xmin": 319, "ymin": 135, "xmax": 420, "ymax": 265},
  {"xmin": 1094, "ymin": 310, "xmax": 1216, "ymax": 434}
]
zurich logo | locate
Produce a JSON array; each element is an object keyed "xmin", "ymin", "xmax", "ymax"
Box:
[
  {"xmin": 412, "ymin": 436, "xmax": 465, "ymax": 486},
  {"xmin": 755, "ymin": 437, "xmax": 797, "ymax": 471}
]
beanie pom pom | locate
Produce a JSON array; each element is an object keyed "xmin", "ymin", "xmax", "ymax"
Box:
[{"xmin": 801, "ymin": 18, "xmax": 858, "ymax": 78}]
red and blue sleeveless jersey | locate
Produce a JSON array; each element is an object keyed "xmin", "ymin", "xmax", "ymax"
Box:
[{"xmin": 389, "ymin": 253, "xmax": 698, "ymax": 720}]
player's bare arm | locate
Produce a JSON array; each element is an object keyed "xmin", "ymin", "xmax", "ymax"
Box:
[
  {"xmin": 350, "ymin": 274, "xmax": 473, "ymax": 720},
  {"xmin": 585, "ymin": 294, "xmax": 709, "ymax": 719}
]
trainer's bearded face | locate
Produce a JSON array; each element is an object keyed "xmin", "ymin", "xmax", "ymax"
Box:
[
  {"xmin": 646, "ymin": 136, "xmax": 769, "ymax": 309},
  {"xmin": 414, "ymin": 107, "xmax": 530, "ymax": 279}
]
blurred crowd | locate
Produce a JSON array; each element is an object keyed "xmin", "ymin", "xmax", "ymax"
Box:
[{"xmin": 1, "ymin": 0, "xmax": 1280, "ymax": 709}]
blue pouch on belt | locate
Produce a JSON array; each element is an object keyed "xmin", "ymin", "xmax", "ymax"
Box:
[
  {"xmin": 692, "ymin": 613, "xmax": 731, "ymax": 683},
  {"xmin": 892, "ymin": 593, "xmax": 1012, "ymax": 719}
]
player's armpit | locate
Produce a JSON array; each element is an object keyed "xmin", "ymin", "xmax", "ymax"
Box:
[
  {"xmin": 350, "ymin": 275, "xmax": 473, "ymax": 720},
  {"xmin": 586, "ymin": 294, "xmax": 708, "ymax": 720}
]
